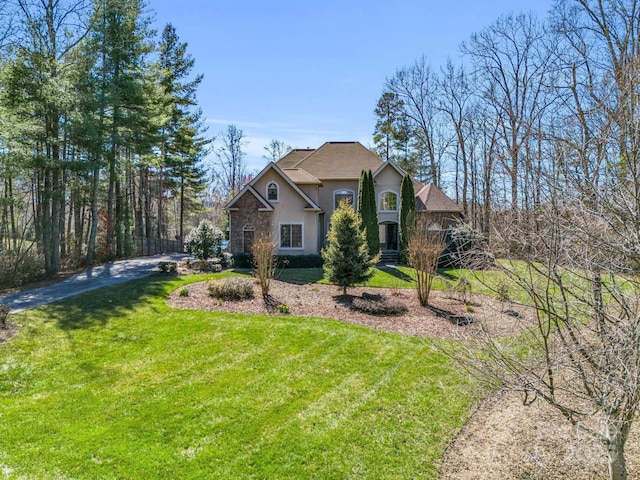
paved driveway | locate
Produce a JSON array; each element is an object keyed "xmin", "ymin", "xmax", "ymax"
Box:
[{"xmin": 0, "ymin": 254, "xmax": 188, "ymax": 313}]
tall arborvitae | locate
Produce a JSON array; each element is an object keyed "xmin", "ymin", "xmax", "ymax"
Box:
[
  {"xmin": 357, "ymin": 169, "xmax": 379, "ymax": 259},
  {"xmin": 399, "ymin": 173, "xmax": 416, "ymax": 264},
  {"xmin": 323, "ymin": 201, "xmax": 376, "ymax": 295},
  {"xmin": 365, "ymin": 170, "xmax": 380, "ymax": 258}
]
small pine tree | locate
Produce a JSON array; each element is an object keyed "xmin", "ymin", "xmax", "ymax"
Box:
[
  {"xmin": 399, "ymin": 173, "xmax": 416, "ymax": 263},
  {"xmin": 323, "ymin": 201, "xmax": 376, "ymax": 295},
  {"xmin": 357, "ymin": 169, "xmax": 380, "ymax": 259}
]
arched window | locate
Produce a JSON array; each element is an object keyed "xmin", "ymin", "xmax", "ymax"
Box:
[
  {"xmin": 378, "ymin": 191, "xmax": 398, "ymax": 212},
  {"xmin": 266, "ymin": 182, "xmax": 279, "ymax": 202},
  {"xmin": 242, "ymin": 224, "xmax": 255, "ymax": 253},
  {"xmin": 333, "ymin": 189, "xmax": 355, "ymax": 210}
]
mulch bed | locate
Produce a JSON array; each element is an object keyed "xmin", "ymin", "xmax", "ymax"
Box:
[{"xmin": 167, "ymin": 279, "xmax": 532, "ymax": 339}]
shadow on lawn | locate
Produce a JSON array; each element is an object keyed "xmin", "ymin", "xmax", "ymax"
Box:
[
  {"xmin": 44, "ymin": 275, "xmax": 172, "ymax": 330},
  {"xmin": 377, "ymin": 266, "xmax": 415, "ymax": 284},
  {"xmin": 438, "ymin": 270, "xmax": 459, "ymax": 281},
  {"xmin": 275, "ymin": 268, "xmax": 325, "ymax": 285}
]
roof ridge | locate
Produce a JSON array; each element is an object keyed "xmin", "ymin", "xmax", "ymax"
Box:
[{"xmin": 289, "ymin": 148, "xmax": 316, "ymax": 168}]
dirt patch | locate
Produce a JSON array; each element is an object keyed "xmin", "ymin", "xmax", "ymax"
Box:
[
  {"xmin": 167, "ymin": 279, "xmax": 531, "ymax": 339},
  {"xmin": 0, "ymin": 321, "xmax": 19, "ymax": 347}
]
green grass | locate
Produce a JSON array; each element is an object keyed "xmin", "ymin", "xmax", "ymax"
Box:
[
  {"xmin": 275, "ymin": 265, "xmax": 515, "ymax": 299},
  {"xmin": 0, "ymin": 274, "xmax": 477, "ymax": 479}
]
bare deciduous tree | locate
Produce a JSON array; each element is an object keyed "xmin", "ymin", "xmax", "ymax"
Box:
[
  {"xmin": 215, "ymin": 124, "xmax": 248, "ymax": 198},
  {"xmin": 251, "ymin": 233, "xmax": 277, "ymax": 297},
  {"xmin": 262, "ymin": 139, "xmax": 291, "ymax": 163},
  {"xmin": 385, "ymin": 57, "xmax": 443, "ymax": 185},
  {"xmin": 407, "ymin": 218, "xmax": 445, "ymax": 306},
  {"xmin": 462, "ymin": 13, "xmax": 551, "ymax": 211}
]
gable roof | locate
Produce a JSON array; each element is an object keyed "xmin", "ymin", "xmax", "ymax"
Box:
[
  {"xmin": 277, "ymin": 148, "xmax": 315, "ymax": 168},
  {"xmin": 224, "ymin": 161, "xmax": 321, "ymax": 211},
  {"xmin": 277, "ymin": 142, "xmax": 383, "ymax": 180},
  {"xmin": 372, "ymin": 160, "xmax": 406, "ymax": 180},
  {"xmin": 282, "ymin": 168, "xmax": 322, "ymax": 185},
  {"xmin": 415, "ymin": 184, "xmax": 463, "ymax": 212},
  {"xmin": 224, "ymin": 185, "xmax": 273, "ymax": 211}
]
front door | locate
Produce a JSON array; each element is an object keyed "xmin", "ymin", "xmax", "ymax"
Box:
[
  {"xmin": 383, "ymin": 223, "xmax": 398, "ymax": 251},
  {"xmin": 387, "ymin": 223, "xmax": 398, "ymax": 250}
]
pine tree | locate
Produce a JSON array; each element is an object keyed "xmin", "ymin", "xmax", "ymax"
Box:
[
  {"xmin": 323, "ymin": 201, "xmax": 376, "ymax": 295},
  {"xmin": 157, "ymin": 23, "xmax": 209, "ymax": 244},
  {"xmin": 399, "ymin": 173, "xmax": 416, "ymax": 264},
  {"xmin": 85, "ymin": 0, "xmax": 155, "ymax": 259}
]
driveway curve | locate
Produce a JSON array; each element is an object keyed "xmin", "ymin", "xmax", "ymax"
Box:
[{"xmin": 0, "ymin": 254, "xmax": 188, "ymax": 313}]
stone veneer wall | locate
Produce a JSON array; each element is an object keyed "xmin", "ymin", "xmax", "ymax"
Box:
[{"xmin": 229, "ymin": 193, "xmax": 272, "ymax": 253}]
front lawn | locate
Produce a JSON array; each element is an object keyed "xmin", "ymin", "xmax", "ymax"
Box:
[
  {"xmin": 0, "ymin": 274, "xmax": 476, "ymax": 479},
  {"xmin": 275, "ymin": 264, "xmax": 512, "ymax": 297}
]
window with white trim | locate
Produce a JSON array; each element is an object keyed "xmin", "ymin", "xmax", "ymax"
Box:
[
  {"xmin": 266, "ymin": 181, "xmax": 279, "ymax": 202},
  {"xmin": 242, "ymin": 224, "xmax": 255, "ymax": 253},
  {"xmin": 379, "ymin": 191, "xmax": 398, "ymax": 212},
  {"xmin": 334, "ymin": 189, "xmax": 355, "ymax": 210},
  {"xmin": 280, "ymin": 223, "xmax": 303, "ymax": 249}
]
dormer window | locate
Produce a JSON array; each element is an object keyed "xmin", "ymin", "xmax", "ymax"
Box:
[
  {"xmin": 267, "ymin": 182, "xmax": 279, "ymax": 202},
  {"xmin": 379, "ymin": 191, "xmax": 398, "ymax": 212}
]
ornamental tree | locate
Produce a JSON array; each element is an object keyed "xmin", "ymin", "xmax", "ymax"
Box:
[
  {"xmin": 322, "ymin": 201, "xmax": 376, "ymax": 295},
  {"xmin": 357, "ymin": 169, "xmax": 380, "ymax": 259},
  {"xmin": 399, "ymin": 173, "xmax": 416, "ymax": 263}
]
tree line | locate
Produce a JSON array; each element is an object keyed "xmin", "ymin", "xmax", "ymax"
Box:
[
  {"xmin": 373, "ymin": 1, "xmax": 640, "ymax": 477},
  {"xmin": 0, "ymin": 0, "xmax": 209, "ymax": 284},
  {"xmin": 372, "ymin": 0, "xmax": 640, "ymax": 240}
]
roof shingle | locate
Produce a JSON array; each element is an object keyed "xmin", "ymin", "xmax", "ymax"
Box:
[
  {"xmin": 277, "ymin": 142, "xmax": 383, "ymax": 180},
  {"xmin": 415, "ymin": 184, "xmax": 462, "ymax": 212}
]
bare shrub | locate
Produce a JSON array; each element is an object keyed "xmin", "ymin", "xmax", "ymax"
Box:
[
  {"xmin": 0, "ymin": 247, "xmax": 45, "ymax": 290},
  {"xmin": 251, "ymin": 234, "xmax": 277, "ymax": 296},
  {"xmin": 407, "ymin": 222, "xmax": 445, "ymax": 306}
]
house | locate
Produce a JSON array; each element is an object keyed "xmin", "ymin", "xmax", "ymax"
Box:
[{"xmin": 224, "ymin": 141, "xmax": 462, "ymax": 256}]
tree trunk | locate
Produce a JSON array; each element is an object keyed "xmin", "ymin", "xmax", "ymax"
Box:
[
  {"xmin": 86, "ymin": 165, "xmax": 100, "ymax": 266},
  {"xmin": 606, "ymin": 425, "xmax": 627, "ymax": 480}
]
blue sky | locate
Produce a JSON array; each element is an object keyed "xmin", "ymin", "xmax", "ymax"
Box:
[{"xmin": 149, "ymin": 0, "xmax": 554, "ymax": 172}]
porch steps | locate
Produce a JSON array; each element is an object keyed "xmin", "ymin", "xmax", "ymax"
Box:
[{"xmin": 378, "ymin": 250, "xmax": 399, "ymax": 264}]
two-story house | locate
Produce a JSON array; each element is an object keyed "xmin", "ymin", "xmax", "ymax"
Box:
[{"xmin": 224, "ymin": 141, "xmax": 462, "ymax": 256}]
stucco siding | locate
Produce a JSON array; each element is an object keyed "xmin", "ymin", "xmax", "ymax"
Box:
[
  {"xmin": 250, "ymin": 170, "xmax": 319, "ymax": 254},
  {"xmin": 318, "ymin": 180, "xmax": 359, "ymax": 217}
]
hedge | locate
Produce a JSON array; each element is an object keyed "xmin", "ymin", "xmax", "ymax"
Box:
[{"xmin": 232, "ymin": 253, "xmax": 323, "ymax": 269}]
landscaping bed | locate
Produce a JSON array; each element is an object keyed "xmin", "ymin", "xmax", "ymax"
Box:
[
  {"xmin": 168, "ymin": 279, "xmax": 531, "ymax": 339},
  {"xmin": 439, "ymin": 388, "xmax": 640, "ymax": 479}
]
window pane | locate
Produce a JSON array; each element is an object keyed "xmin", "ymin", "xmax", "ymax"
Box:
[
  {"xmin": 381, "ymin": 192, "xmax": 397, "ymax": 211},
  {"xmin": 292, "ymin": 225, "xmax": 302, "ymax": 248},
  {"xmin": 335, "ymin": 192, "xmax": 354, "ymax": 209},
  {"xmin": 280, "ymin": 224, "xmax": 291, "ymax": 247},
  {"xmin": 267, "ymin": 183, "xmax": 278, "ymax": 200}
]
